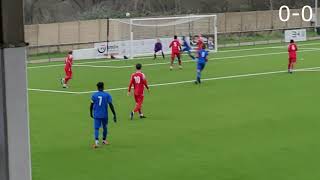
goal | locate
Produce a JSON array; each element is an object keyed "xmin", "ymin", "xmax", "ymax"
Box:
[
  {"xmin": 127, "ymin": 15, "xmax": 218, "ymax": 58},
  {"xmin": 75, "ymin": 15, "xmax": 218, "ymax": 60},
  {"xmin": 101, "ymin": 15, "xmax": 217, "ymax": 58}
]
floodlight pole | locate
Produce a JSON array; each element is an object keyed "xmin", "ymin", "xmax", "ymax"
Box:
[{"xmin": 0, "ymin": 0, "xmax": 32, "ymax": 180}]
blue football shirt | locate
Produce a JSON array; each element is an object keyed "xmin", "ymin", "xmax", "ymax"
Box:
[
  {"xmin": 91, "ymin": 91, "xmax": 112, "ymax": 119},
  {"xmin": 197, "ymin": 49, "xmax": 209, "ymax": 64}
]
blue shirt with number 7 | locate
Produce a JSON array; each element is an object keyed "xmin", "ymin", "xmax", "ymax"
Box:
[{"xmin": 91, "ymin": 91, "xmax": 112, "ymax": 119}]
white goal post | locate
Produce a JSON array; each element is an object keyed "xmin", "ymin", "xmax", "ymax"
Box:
[{"xmin": 74, "ymin": 14, "xmax": 218, "ymax": 60}]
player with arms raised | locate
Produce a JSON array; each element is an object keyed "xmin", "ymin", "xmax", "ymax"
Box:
[
  {"xmin": 288, "ymin": 39, "xmax": 298, "ymax": 74},
  {"xmin": 61, "ymin": 51, "xmax": 73, "ymax": 88},
  {"xmin": 169, "ymin": 35, "xmax": 182, "ymax": 70},
  {"xmin": 128, "ymin": 63, "xmax": 150, "ymax": 120},
  {"xmin": 90, "ymin": 82, "xmax": 117, "ymax": 148}
]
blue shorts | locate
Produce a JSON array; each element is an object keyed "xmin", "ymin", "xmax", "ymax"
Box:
[
  {"xmin": 94, "ymin": 118, "xmax": 108, "ymax": 129},
  {"xmin": 197, "ymin": 63, "xmax": 206, "ymax": 71}
]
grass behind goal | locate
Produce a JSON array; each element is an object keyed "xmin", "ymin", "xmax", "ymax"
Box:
[{"xmin": 28, "ymin": 41, "xmax": 320, "ymax": 180}]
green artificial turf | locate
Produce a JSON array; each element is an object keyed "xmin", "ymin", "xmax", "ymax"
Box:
[{"xmin": 28, "ymin": 41, "xmax": 320, "ymax": 180}]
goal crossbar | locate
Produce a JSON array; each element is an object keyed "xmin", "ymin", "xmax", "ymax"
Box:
[{"xmin": 130, "ymin": 14, "xmax": 217, "ymax": 21}]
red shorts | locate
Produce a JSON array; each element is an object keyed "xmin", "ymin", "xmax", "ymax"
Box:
[
  {"xmin": 289, "ymin": 57, "xmax": 296, "ymax": 63},
  {"xmin": 134, "ymin": 94, "xmax": 144, "ymax": 104},
  {"xmin": 65, "ymin": 68, "xmax": 72, "ymax": 78},
  {"xmin": 171, "ymin": 52, "xmax": 180, "ymax": 59}
]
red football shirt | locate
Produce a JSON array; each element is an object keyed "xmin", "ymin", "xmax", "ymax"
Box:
[
  {"xmin": 169, "ymin": 40, "xmax": 181, "ymax": 53},
  {"xmin": 65, "ymin": 54, "xmax": 73, "ymax": 70},
  {"xmin": 288, "ymin": 43, "xmax": 298, "ymax": 59},
  {"xmin": 197, "ymin": 38, "xmax": 204, "ymax": 50},
  {"xmin": 128, "ymin": 71, "xmax": 149, "ymax": 96}
]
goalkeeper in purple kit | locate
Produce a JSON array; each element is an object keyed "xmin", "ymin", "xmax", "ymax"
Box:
[{"xmin": 154, "ymin": 38, "xmax": 165, "ymax": 60}]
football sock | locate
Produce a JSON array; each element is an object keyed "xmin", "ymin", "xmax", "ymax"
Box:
[
  {"xmin": 95, "ymin": 140, "xmax": 99, "ymax": 146},
  {"xmin": 102, "ymin": 126, "xmax": 107, "ymax": 140},
  {"xmin": 64, "ymin": 77, "xmax": 70, "ymax": 84},
  {"xmin": 162, "ymin": 52, "xmax": 165, "ymax": 59},
  {"xmin": 61, "ymin": 78, "xmax": 65, "ymax": 84},
  {"xmin": 95, "ymin": 128, "xmax": 99, "ymax": 140},
  {"xmin": 197, "ymin": 71, "xmax": 201, "ymax": 79},
  {"xmin": 130, "ymin": 111, "xmax": 134, "ymax": 120},
  {"xmin": 188, "ymin": 52, "xmax": 195, "ymax": 60},
  {"xmin": 288, "ymin": 63, "xmax": 291, "ymax": 71},
  {"xmin": 197, "ymin": 77, "xmax": 201, "ymax": 83},
  {"xmin": 154, "ymin": 54, "xmax": 156, "ymax": 59}
]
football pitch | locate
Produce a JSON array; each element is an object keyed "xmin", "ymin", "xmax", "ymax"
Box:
[{"xmin": 28, "ymin": 41, "xmax": 320, "ymax": 180}]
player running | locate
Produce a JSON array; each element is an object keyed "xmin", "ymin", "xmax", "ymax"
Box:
[
  {"xmin": 169, "ymin": 35, "xmax": 182, "ymax": 70},
  {"xmin": 61, "ymin": 51, "xmax": 73, "ymax": 88},
  {"xmin": 288, "ymin": 39, "xmax": 298, "ymax": 74},
  {"xmin": 181, "ymin": 36, "xmax": 195, "ymax": 60},
  {"xmin": 128, "ymin": 63, "xmax": 150, "ymax": 120},
  {"xmin": 154, "ymin": 38, "xmax": 165, "ymax": 60},
  {"xmin": 90, "ymin": 82, "xmax": 117, "ymax": 148},
  {"xmin": 195, "ymin": 44, "xmax": 209, "ymax": 84}
]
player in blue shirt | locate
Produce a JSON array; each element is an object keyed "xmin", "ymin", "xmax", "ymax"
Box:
[
  {"xmin": 182, "ymin": 36, "xmax": 195, "ymax": 60},
  {"xmin": 195, "ymin": 44, "xmax": 209, "ymax": 84},
  {"xmin": 90, "ymin": 82, "xmax": 117, "ymax": 148}
]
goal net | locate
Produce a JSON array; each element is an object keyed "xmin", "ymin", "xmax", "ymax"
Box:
[{"xmin": 75, "ymin": 15, "xmax": 217, "ymax": 60}]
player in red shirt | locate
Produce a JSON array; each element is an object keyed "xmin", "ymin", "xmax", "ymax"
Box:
[
  {"xmin": 288, "ymin": 39, "xmax": 298, "ymax": 74},
  {"xmin": 61, "ymin": 51, "xmax": 73, "ymax": 88},
  {"xmin": 128, "ymin": 63, "xmax": 150, "ymax": 120},
  {"xmin": 197, "ymin": 34, "xmax": 204, "ymax": 51},
  {"xmin": 169, "ymin": 35, "xmax": 182, "ymax": 70}
]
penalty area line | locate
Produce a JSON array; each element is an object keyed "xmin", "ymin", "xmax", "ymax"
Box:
[{"xmin": 28, "ymin": 66, "xmax": 320, "ymax": 95}]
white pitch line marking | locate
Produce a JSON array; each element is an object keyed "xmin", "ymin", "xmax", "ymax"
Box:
[
  {"xmin": 295, "ymin": 69, "xmax": 320, "ymax": 72},
  {"xmin": 27, "ymin": 88, "xmax": 82, "ymax": 94},
  {"xmin": 27, "ymin": 42, "xmax": 320, "ymax": 69},
  {"xmin": 28, "ymin": 66, "xmax": 320, "ymax": 95}
]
